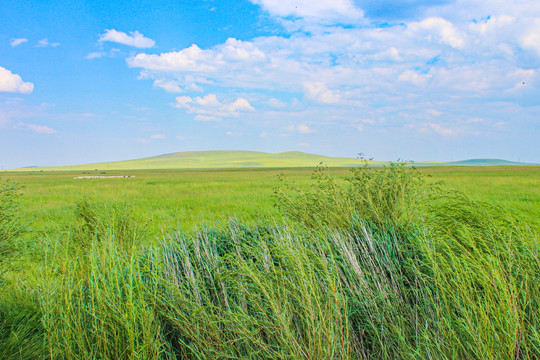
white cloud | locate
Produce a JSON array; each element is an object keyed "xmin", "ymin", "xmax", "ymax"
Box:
[
  {"xmin": 408, "ymin": 17, "xmax": 465, "ymax": 49},
  {"xmin": 195, "ymin": 93, "xmax": 221, "ymax": 107},
  {"xmin": 175, "ymin": 94, "xmax": 255, "ymax": 120},
  {"xmin": 126, "ymin": 1, "xmax": 540, "ymax": 147},
  {"xmin": 519, "ymin": 19, "xmax": 540, "ymax": 56},
  {"xmin": 176, "ymin": 135, "xmax": 185, "ymax": 140},
  {"xmin": 37, "ymin": 38, "xmax": 60, "ymax": 47},
  {"xmin": 86, "ymin": 52, "xmax": 106, "ymax": 59},
  {"xmin": 0, "ymin": 67, "xmax": 34, "ymax": 94},
  {"xmin": 99, "ymin": 29, "xmax": 155, "ymax": 48},
  {"xmin": 175, "ymin": 96, "xmax": 194, "ymax": 108},
  {"xmin": 304, "ymin": 82, "xmax": 340, "ymax": 104},
  {"xmin": 194, "ymin": 114, "xmax": 220, "ymax": 121},
  {"xmin": 297, "ymin": 124, "xmax": 313, "ymax": 133},
  {"xmin": 128, "ymin": 44, "xmax": 220, "ymax": 71},
  {"xmin": 221, "ymin": 38, "xmax": 266, "ymax": 61},
  {"xmin": 25, "ymin": 124, "xmax": 57, "ymax": 134},
  {"xmin": 421, "ymin": 123, "xmax": 458, "ymax": 136},
  {"xmin": 151, "ymin": 134, "xmax": 166, "ymax": 139},
  {"xmin": 228, "ymin": 98, "xmax": 255, "ymax": 112},
  {"xmin": 154, "ymin": 79, "xmax": 182, "ymax": 93},
  {"xmin": 249, "ymin": 0, "xmax": 363, "ymax": 23},
  {"xmin": 398, "ymin": 70, "xmax": 432, "ymax": 86},
  {"xmin": 288, "ymin": 124, "xmax": 314, "ymax": 133},
  {"xmin": 10, "ymin": 38, "xmax": 28, "ymax": 47}
]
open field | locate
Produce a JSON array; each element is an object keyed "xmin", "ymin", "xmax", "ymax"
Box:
[
  {"xmin": 1, "ymin": 164, "xmax": 539, "ymax": 359},
  {"xmin": 2, "ymin": 165, "xmax": 539, "ymax": 235}
]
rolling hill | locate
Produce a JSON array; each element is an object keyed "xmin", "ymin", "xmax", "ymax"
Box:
[{"xmin": 7, "ymin": 151, "xmax": 533, "ymax": 171}]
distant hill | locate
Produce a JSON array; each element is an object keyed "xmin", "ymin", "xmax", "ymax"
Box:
[
  {"xmin": 8, "ymin": 151, "xmax": 535, "ymax": 171},
  {"xmin": 435, "ymin": 159, "xmax": 531, "ymax": 166}
]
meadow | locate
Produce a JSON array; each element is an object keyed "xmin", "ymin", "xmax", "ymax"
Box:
[
  {"xmin": 2, "ymin": 165, "xmax": 539, "ymax": 235},
  {"xmin": 1, "ymin": 164, "xmax": 539, "ymax": 359}
]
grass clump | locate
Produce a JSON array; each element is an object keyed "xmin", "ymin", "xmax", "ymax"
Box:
[
  {"xmin": 274, "ymin": 161, "xmax": 438, "ymax": 229},
  {"xmin": 0, "ymin": 181, "xmax": 25, "ymax": 264},
  {"xmin": 71, "ymin": 199, "xmax": 149, "ymax": 253},
  {"xmin": 40, "ymin": 202, "xmax": 167, "ymax": 360},
  {"xmin": 148, "ymin": 224, "xmax": 350, "ymax": 358}
]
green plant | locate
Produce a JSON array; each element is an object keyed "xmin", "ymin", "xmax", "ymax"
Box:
[
  {"xmin": 0, "ymin": 181, "xmax": 24, "ymax": 263},
  {"xmin": 274, "ymin": 161, "xmax": 439, "ymax": 229}
]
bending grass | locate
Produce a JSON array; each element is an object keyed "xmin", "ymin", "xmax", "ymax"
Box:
[{"xmin": 1, "ymin": 163, "xmax": 539, "ymax": 359}]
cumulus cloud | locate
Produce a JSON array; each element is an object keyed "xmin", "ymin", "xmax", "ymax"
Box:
[
  {"xmin": 174, "ymin": 94, "xmax": 255, "ymax": 120},
  {"xmin": 228, "ymin": 98, "xmax": 255, "ymax": 111},
  {"xmin": 408, "ymin": 17, "xmax": 465, "ymax": 49},
  {"xmin": 10, "ymin": 38, "xmax": 28, "ymax": 47},
  {"xmin": 129, "ymin": 44, "xmax": 220, "ymax": 71},
  {"xmin": 304, "ymin": 82, "xmax": 340, "ymax": 104},
  {"xmin": 125, "ymin": 0, "xmax": 540, "ymax": 146},
  {"xmin": 195, "ymin": 94, "xmax": 221, "ymax": 107},
  {"xmin": 128, "ymin": 38, "xmax": 266, "ymax": 73},
  {"xmin": 0, "ymin": 67, "xmax": 34, "ymax": 94},
  {"xmin": 99, "ymin": 29, "xmax": 155, "ymax": 48}
]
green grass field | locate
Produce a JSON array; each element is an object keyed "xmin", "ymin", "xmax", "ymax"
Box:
[
  {"xmin": 2, "ymin": 165, "xmax": 539, "ymax": 235},
  {"xmin": 1, "ymin": 164, "xmax": 539, "ymax": 359}
]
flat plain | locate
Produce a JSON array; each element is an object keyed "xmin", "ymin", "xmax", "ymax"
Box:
[{"xmin": 2, "ymin": 165, "xmax": 539, "ymax": 235}]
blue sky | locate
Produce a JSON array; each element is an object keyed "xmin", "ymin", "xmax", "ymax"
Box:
[{"xmin": 1, "ymin": 0, "xmax": 539, "ymax": 168}]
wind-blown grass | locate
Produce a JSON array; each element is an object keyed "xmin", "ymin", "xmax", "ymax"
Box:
[{"xmin": 0, "ymin": 164, "xmax": 539, "ymax": 359}]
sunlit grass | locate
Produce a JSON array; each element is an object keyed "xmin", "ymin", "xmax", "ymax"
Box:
[{"xmin": 1, "ymin": 164, "xmax": 539, "ymax": 358}]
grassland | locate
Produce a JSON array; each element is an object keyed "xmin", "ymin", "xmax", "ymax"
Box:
[
  {"xmin": 1, "ymin": 164, "xmax": 539, "ymax": 359},
  {"xmin": 2, "ymin": 165, "xmax": 539, "ymax": 235},
  {"xmin": 7, "ymin": 150, "xmax": 529, "ymax": 171}
]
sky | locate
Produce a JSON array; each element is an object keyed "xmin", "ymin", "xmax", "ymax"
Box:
[{"xmin": 1, "ymin": 0, "xmax": 539, "ymax": 168}]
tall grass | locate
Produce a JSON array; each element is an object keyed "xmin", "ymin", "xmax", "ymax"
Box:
[
  {"xmin": 0, "ymin": 165, "xmax": 539, "ymax": 359},
  {"xmin": 0, "ymin": 181, "xmax": 25, "ymax": 263},
  {"xmin": 274, "ymin": 162, "xmax": 439, "ymax": 229},
  {"xmin": 149, "ymin": 224, "xmax": 350, "ymax": 358},
  {"xmin": 1, "ymin": 181, "xmax": 45, "ymax": 360}
]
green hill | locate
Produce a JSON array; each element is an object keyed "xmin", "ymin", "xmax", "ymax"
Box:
[
  {"xmin": 436, "ymin": 159, "xmax": 530, "ymax": 166},
  {"xmin": 10, "ymin": 151, "xmax": 380, "ymax": 171},
  {"xmin": 8, "ymin": 152, "xmax": 533, "ymax": 171}
]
